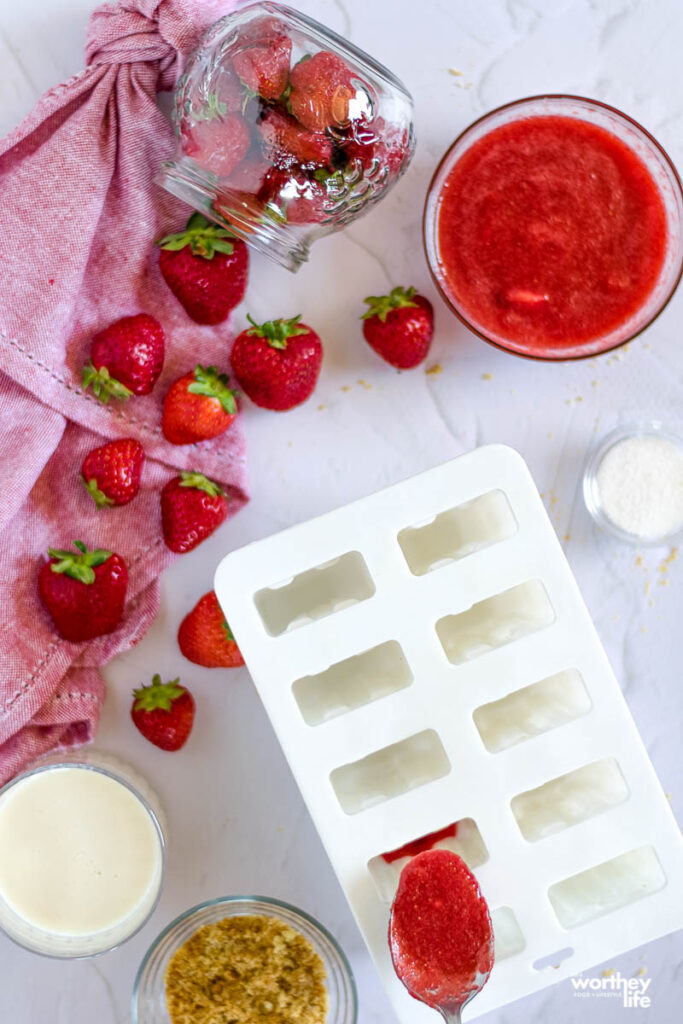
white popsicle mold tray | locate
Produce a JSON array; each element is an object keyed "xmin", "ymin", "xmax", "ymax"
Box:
[{"xmin": 214, "ymin": 445, "xmax": 683, "ymax": 1021}]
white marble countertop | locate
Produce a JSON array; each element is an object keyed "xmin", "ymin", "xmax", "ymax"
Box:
[{"xmin": 1, "ymin": 0, "xmax": 682, "ymax": 1021}]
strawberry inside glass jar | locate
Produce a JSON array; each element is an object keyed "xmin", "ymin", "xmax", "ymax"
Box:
[{"xmin": 161, "ymin": 2, "xmax": 415, "ymax": 271}]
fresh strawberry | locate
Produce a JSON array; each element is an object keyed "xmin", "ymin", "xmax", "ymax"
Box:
[
  {"xmin": 289, "ymin": 51, "xmax": 361, "ymax": 131},
  {"xmin": 258, "ymin": 167, "xmax": 328, "ymax": 225},
  {"xmin": 158, "ymin": 213, "xmax": 248, "ymax": 326},
  {"xmin": 38, "ymin": 540, "xmax": 128, "ymax": 642},
  {"xmin": 227, "ymin": 156, "xmax": 270, "ymax": 193},
  {"xmin": 233, "ymin": 31, "xmax": 292, "ymax": 100},
  {"xmin": 80, "ymin": 438, "xmax": 144, "ymax": 508},
  {"xmin": 161, "ymin": 472, "xmax": 228, "ymax": 553},
  {"xmin": 178, "ymin": 590, "xmax": 244, "ymax": 668},
  {"xmin": 182, "ymin": 113, "xmax": 250, "ymax": 178},
  {"xmin": 162, "ymin": 364, "xmax": 238, "ymax": 445},
  {"xmin": 231, "ymin": 315, "xmax": 322, "ymax": 411},
  {"xmin": 344, "ymin": 117, "xmax": 409, "ymax": 177},
  {"xmin": 131, "ymin": 675, "xmax": 195, "ymax": 751},
  {"xmin": 82, "ymin": 314, "xmax": 164, "ymax": 402},
  {"xmin": 259, "ymin": 108, "xmax": 332, "ymax": 168},
  {"xmin": 361, "ymin": 286, "xmax": 434, "ymax": 369}
]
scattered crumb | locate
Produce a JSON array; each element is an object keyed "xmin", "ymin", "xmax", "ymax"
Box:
[
  {"xmin": 317, "ymin": 404, "xmax": 325, "ymax": 411},
  {"xmin": 636, "ymin": 966, "xmax": 648, "ymax": 977},
  {"xmin": 635, "ymin": 555, "xmax": 643, "ymax": 567},
  {"xmin": 602, "ymin": 968, "xmax": 615, "ymax": 978},
  {"xmin": 288, "ymin": 441, "xmax": 293, "ymax": 447},
  {"xmin": 657, "ymin": 577, "xmax": 669, "ymax": 586},
  {"xmin": 276, "ymin": 826, "xmax": 284, "ymax": 832},
  {"xmin": 482, "ymin": 372, "xmax": 492, "ymax": 381},
  {"xmin": 666, "ymin": 793, "xmax": 672, "ymax": 802},
  {"xmin": 591, "ymin": 380, "xmax": 599, "ymax": 387},
  {"xmin": 644, "ymin": 581, "xmax": 651, "ymax": 596},
  {"xmin": 641, "ymin": 625, "xmax": 647, "ymax": 633},
  {"xmin": 564, "ymin": 533, "xmax": 570, "ymax": 542},
  {"xmin": 426, "ymin": 363, "xmax": 442, "ymax": 376},
  {"xmin": 357, "ymin": 378, "xmax": 372, "ymax": 390},
  {"xmin": 448, "ymin": 68, "xmax": 464, "ymax": 76},
  {"xmin": 340, "ymin": 385, "xmax": 351, "ymax": 393}
]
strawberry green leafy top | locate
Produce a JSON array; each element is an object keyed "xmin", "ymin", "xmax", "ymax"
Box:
[
  {"xmin": 157, "ymin": 213, "xmax": 236, "ymax": 260},
  {"xmin": 187, "ymin": 365, "xmax": 237, "ymax": 416},
  {"xmin": 245, "ymin": 314, "xmax": 308, "ymax": 350},
  {"xmin": 48, "ymin": 540, "xmax": 112, "ymax": 585},
  {"xmin": 178, "ymin": 471, "xmax": 224, "ymax": 497},
  {"xmin": 362, "ymin": 286, "xmax": 419, "ymax": 323}
]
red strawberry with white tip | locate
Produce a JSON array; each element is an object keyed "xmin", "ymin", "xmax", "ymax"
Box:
[
  {"xmin": 161, "ymin": 472, "xmax": 228, "ymax": 553},
  {"xmin": 231, "ymin": 315, "xmax": 322, "ymax": 411},
  {"xmin": 80, "ymin": 438, "xmax": 144, "ymax": 508},
  {"xmin": 289, "ymin": 51, "xmax": 365, "ymax": 131},
  {"xmin": 38, "ymin": 540, "xmax": 128, "ymax": 642},
  {"xmin": 158, "ymin": 213, "xmax": 249, "ymax": 326},
  {"xmin": 162, "ymin": 364, "xmax": 238, "ymax": 445},
  {"xmin": 233, "ymin": 30, "xmax": 292, "ymax": 100},
  {"xmin": 82, "ymin": 314, "xmax": 164, "ymax": 402},
  {"xmin": 178, "ymin": 590, "xmax": 245, "ymax": 668},
  {"xmin": 362, "ymin": 286, "xmax": 434, "ymax": 369},
  {"xmin": 131, "ymin": 675, "xmax": 195, "ymax": 751}
]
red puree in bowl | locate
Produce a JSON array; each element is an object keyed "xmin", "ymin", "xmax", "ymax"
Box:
[
  {"xmin": 389, "ymin": 849, "xmax": 494, "ymax": 1013},
  {"xmin": 436, "ymin": 115, "xmax": 668, "ymax": 351}
]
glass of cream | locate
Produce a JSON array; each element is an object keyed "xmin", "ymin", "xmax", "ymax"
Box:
[{"xmin": 0, "ymin": 754, "xmax": 165, "ymax": 957}]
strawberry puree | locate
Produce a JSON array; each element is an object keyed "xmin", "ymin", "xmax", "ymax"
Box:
[
  {"xmin": 389, "ymin": 849, "xmax": 494, "ymax": 1011},
  {"xmin": 382, "ymin": 823, "xmax": 458, "ymax": 863},
  {"xmin": 436, "ymin": 115, "xmax": 668, "ymax": 350}
]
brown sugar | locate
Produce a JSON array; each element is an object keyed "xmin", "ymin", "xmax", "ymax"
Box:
[{"xmin": 165, "ymin": 915, "xmax": 328, "ymax": 1024}]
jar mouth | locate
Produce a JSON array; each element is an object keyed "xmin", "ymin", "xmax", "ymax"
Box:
[{"xmin": 157, "ymin": 159, "xmax": 310, "ymax": 272}]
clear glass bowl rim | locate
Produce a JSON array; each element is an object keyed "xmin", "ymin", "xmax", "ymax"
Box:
[
  {"xmin": 0, "ymin": 758, "xmax": 166, "ymax": 959},
  {"xmin": 132, "ymin": 894, "xmax": 359, "ymax": 1024},
  {"xmin": 582, "ymin": 419, "xmax": 683, "ymax": 544},
  {"xmin": 422, "ymin": 93, "xmax": 683, "ymax": 361}
]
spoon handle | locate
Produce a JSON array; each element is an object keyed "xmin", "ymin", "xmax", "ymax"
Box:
[{"xmin": 439, "ymin": 1007, "xmax": 463, "ymax": 1024}]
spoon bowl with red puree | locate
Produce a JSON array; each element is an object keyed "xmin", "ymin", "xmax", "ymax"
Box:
[
  {"xmin": 389, "ymin": 849, "xmax": 494, "ymax": 1023},
  {"xmin": 424, "ymin": 95, "xmax": 683, "ymax": 360}
]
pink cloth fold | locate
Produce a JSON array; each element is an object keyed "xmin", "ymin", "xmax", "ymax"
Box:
[{"xmin": 0, "ymin": 0, "xmax": 247, "ymax": 785}]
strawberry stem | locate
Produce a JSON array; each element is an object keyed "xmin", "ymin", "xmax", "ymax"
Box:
[
  {"xmin": 133, "ymin": 674, "xmax": 185, "ymax": 711},
  {"xmin": 82, "ymin": 362, "xmax": 133, "ymax": 403},
  {"xmin": 81, "ymin": 475, "xmax": 115, "ymax": 509},
  {"xmin": 48, "ymin": 541, "xmax": 113, "ymax": 585},
  {"xmin": 362, "ymin": 286, "xmax": 418, "ymax": 323},
  {"xmin": 245, "ymin": 314, "xmax": 307, "ymax": 350},
  {"xmin": 157, "ymin": 213, "xmax": 235, "ymax": 260},
  {"xmin": 187, "ymin": 365, "xmax": 238, "ymax": 416},
  {"xmin": 179, "ymin": 471, "xmax": 224, "ymax": 497}
]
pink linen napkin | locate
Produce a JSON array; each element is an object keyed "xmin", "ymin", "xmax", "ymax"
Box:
[{"xmin": 0, "ymin": 0, "xmax": 248, "ymax": 785}]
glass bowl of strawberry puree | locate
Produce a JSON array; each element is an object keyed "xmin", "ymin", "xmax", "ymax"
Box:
[
  {"xmin": 424, "ymin": 95, "xmax": 683, "ymax": 359},
  {"xmin": 159, "ymin": 2, "xmax": 415, "ymax": 272}
]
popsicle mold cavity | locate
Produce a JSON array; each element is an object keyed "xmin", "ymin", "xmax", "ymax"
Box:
[
  {"xmin": 473, "ymin": 668, "xmax": 592, "ymax": 753},
  {"xmin": 511, "ymin": 758, "xmax": 629, "ymax": 842},
  {"xmin": 436, "ymin": 579, "xmax": 555, "ymax": 664},
  {"xmin": 293, "ymin": 641, "xmax": 412, "ymax": 726},
  {"xmin": 330, "ymin": 730, "xmax": 450, "ymax": 815},
  {"xmin": 398, "ymin": 490, "xmax": 517, "ymax": 576},
  {"xmin": 254, "ymin": 551, "xmax": 375, "ymax": 636},
  {"xmin": 491, "ymin": 906, "xmax": 526, "ymax": 961},
  {"xmin": 368, "ymin": 817, "xmax": 488, "ymax": 902},
  {"xmin": 548, "ymin": 846, "xmax": 666, "ymax": 929}
]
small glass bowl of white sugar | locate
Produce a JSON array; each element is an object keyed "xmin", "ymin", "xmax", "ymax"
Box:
[{"xmin": 583, "ymin": 421, "xmax": 683, "ymax": 545}]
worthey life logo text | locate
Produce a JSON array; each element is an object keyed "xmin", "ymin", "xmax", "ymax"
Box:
[{"xmin": 571, "ymin": 972, "xmax": 652, "ymax": 1008}]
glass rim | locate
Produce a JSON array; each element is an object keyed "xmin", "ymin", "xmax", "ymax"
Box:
[
  {"xmin": 0, "ymin": 758, "xmax": 166, "ymax": 960},
  {"xmin": 132, "ymin": 894, "xmax": 358, "ymax": 1024},
  {"xmin": 422, "ymin": 93, "xmax": 683, "ymax": 361},
  {"xmin": 582, "ymin": 419, "xmax": 683, "ymax": 544}
]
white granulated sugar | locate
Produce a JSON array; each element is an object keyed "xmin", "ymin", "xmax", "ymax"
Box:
[{"xmin": 596, "ymin": 435, "xmax": 683, "ymax": 540}]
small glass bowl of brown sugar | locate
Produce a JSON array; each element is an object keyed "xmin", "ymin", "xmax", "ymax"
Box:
[{"xmin": 132, "ymin": 895, "xmax": 357, "ymax": 1024}]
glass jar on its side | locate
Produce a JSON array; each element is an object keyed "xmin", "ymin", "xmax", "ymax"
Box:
[{"xmin": 159, "ymin": 2, "xmax": 415, "ymax": 271}]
